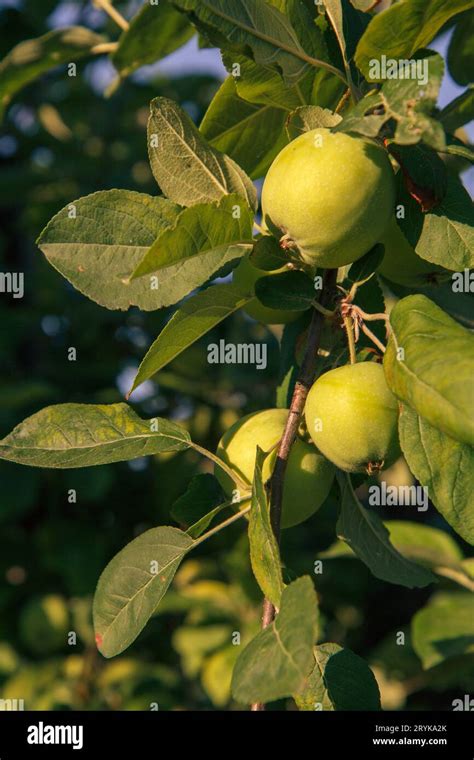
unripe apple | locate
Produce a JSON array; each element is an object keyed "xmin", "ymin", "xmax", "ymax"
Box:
[
  {"xmin": 378, "ymin": 217, "xmax": 450, "ymax": 287},
  {"xmin": 305, "ymin": 362, "xmax": 400, "ymax": 473},
  {"xmin": 233, "ymin": 254, "xmax": 302, "ymax": 325},
  {"xmin": 261, "ymin": 128, "xmax": 395, "ymax": 268},
  {"xmin": 215, "ymin": 408, "xmax": 335, "ymax": 529}
]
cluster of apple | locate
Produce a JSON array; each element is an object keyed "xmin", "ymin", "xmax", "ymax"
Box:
[{"xmin": 217, "ymin": 128, "xmax": 424, "ymax": 526}]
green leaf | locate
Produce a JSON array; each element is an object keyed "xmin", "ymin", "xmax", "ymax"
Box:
[
  {"xmin": 129, "ymin": 284, "xmax": 252, "ymax": 395},
  {"xmin": 355, "ymin": 0, "xmax": 474, "ymax": 79},
  {"xmin": 295, "ymin": 643, "xmax": 381, "ymax": 711},
  {"xmin": 412, "ymin": 592, "xmax": 474, "ymax": 669},
  {"xmin": 186, "ymin": 502, "xmax": 231, "ymax": 540},
  {"xmin": 373, "ymin": 521, "xmax": 464, "ymax": 570},
  {"xmin": 200, "ymin": 76, "xmax": 287, "ymax": 179},
  {"xmin": 336, "ymin": 474, "xmax": 436, "ymax": 588},
  {"xmin": 285, "ymin": 105, "xmax": 342, "ymax": 140},
  {"xmin": 399, "ymin": 406, "xmax": 474, "ymax": 546},
  {"xmin": 397, "ymin": 173, "xmax": 474, "ymax": 270},
  {"xmin": 93, "ymin": 526, "xmax": 194, "ymax": 657},
  {"xmin": 170, "ymin": 0, "xmax": 313, "ymax": 86},
  {"xmin": 112, "ymin": 1, "xmax": 194, "ymax": 77},
  {"xmin": 171, "ymin": 474, "xmax": 227, "ymax": 537},
  {"xmin": 447, "ymin": 13, "xmax": 474, "ymax": 86},
  {"xmin": 322, "ymin": 520, "xmax": 474, "ymax": 589},
  {"xmin": 439, "ymin": 87, "xmax": 474, "ymax": 133},
  {"xmin": 390, "ymin": 143, "xmax": 448, "ymax": 206},
  {"xmin": 347, "ymin": 244, "xmax": 384, "ymax": 286},
  {"xmin": 147, "ymin": 97, "xmax": 257, "ymax": 210},
  {"xmin": 0, "ymin": 403, "xmax": 191, "ymax": 468},
  {"xmin": 334, "ymin": 92, "xmax": 387, "ymax": 139},
  {"xmin": 384, "ymin": 295, "xmax": 474, "ymax": 445},
  {"xmin": 36, "ymin": 190, "xmax": 185, "ymax": 311},
  {"xmin": 381, "ymin": 52, "xmax": 445, "ymax": 150},
  {"xmin": 323, "ymin": 0, "xmax": 352, "ymax": 90},
  {"xmin": 255, "ymin": 270, "xmax": 315, "ymax": 312},
  {"xmin": 248, "ymin": 447, "xmax": 284, "ymax": 608},
  {"xmin": 222, "ymin": 52, "xmax": 311, "ymax": 110},
  {"xmin": 276, "ymin": 313, "xmax": 311, "ymax": 408},
  {"xmin": 130, "ymin": 194, "xmax": 253, "ymax": 279},
  {"xmin": 0, "ymin": 26, "xmax": 105, "ymax": 121},
  {"xmin": 415, "ymin": 279, "xmax": 474, "ymax": 331},
  {"xmin": 231, "ymin": 576, "xmax": 318, "ymax": 703},
  {"xmin": 337, "ymin": 51, "xmax": 445, "ymax": 147}
]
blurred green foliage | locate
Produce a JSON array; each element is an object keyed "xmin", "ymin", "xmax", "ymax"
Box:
[{"xmin": 0, "ymin": 1, "xmax": 472, "ymax": 712}]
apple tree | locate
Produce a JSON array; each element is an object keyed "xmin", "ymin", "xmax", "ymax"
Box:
[{"xmin": 0, "ymin": 0, "xmax": 473, "ymax": 710}]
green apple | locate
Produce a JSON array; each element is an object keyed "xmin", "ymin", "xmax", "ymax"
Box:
[
  {"xmin": 378, "ymin": 217, "xmax": 450, "ymax": 287},
  {"xmin": 261, "ymin": 128, "xmax": 395, "ymax": 268},
  {"xmin": 305, "ymin": 362, "xmax": 400, "ymax": 473},
  {"xmin": 215, "ymin": 408, "xmax": 335, "ymax": 529},
  {"xmin": 19, "ymin": 594, "xmax": 69, "ymax": 655},
  {"xmin": 233, "ymin": 254, "xmax": 303, "ymax": 325}
]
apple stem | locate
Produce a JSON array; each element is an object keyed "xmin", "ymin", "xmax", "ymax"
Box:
[
  {"xmin": 360, "ymin": 322, "xmax": 387, "ymax": 354},
  {"xmin": 250, "ymin": 267, "xmax": 338, "ymax": 712},
  {"xmin": 344, "ymin": 315, "xmax": 357, "ymax": 364}
]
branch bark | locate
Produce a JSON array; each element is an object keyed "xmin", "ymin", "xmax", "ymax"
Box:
[{"xmin": 250, "ymin": 267, "xmax": 338, "ymax": 711}]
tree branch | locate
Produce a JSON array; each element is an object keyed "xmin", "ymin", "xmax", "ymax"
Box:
[
  {"xmin": 250, "ymin": 267, "xmax": 338, "ymax": 711},
  {"xmin": 93, "ymin": 0, "xmax": 129, "ymax": 31}
]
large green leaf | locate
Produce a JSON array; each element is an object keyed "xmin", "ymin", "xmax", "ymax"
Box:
[
  {"xmin": 199, "ymin": 76, "xmax": 287, "ymax": 178},
  {"xmin": 248, "ymin": 448, "xmax": 284, "ymax": 608},
  {"xmin": 399, "ymin": 406, "xmax": 474, "ymax": 546},
  {"xmin": 336, "ymin": 474, "xmax": 435, "ymax": 588},
  {"xmin": 0, "ymin": 26, "xmax": 105, "ymax": 121},
  {"xmin": 148, "ymin": 96, "xmax": 256, "ymax": 210},
  {"xmin": 355, "ymin": 0, "xmax": 473, "ymax": 79},
  {"xmin": 412, "ymin": 592, "xmax": 474, "ymax": 669},
  {"xmin": 112, "ymin": 1, "xmax": 194, "ymax": 77},
  {"xmin": 171, "ymin": 0, "xmax": 313, "ymax": 85},
  {"xmin": 384, "ymin": 295, "xmax": 474, "ymax": 446},
  {"xmin": 36, "ymin": 190, "xmax": 186, "ymax": 311},
  {"xmin": 398, "ymin": 174, "xmax": 474, "ymax": 271},
  {"xmin": 322, "ymin": 520, "xmax": 473, "ymax": 589},
  {"xmin": 0, "ymin": 403, "xmax": 191, "ymax": 468},
  {"xmin": 129, "ymin": 284, "xmax": 252, "ymax": 395},
  {"xmin": 231, "ymin": 576, "xmax": 318, "ymax": 703},
  {"xmin": 93, "ymin": 527, "xmax": 194, "ymax": 657},
  {"xmin": 130, "ymin": 194, "xmax": 253, "ymax": 279},
  {"xmin": 295, "ymin": 643, "xmax": 381, "ymax": 711}
]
